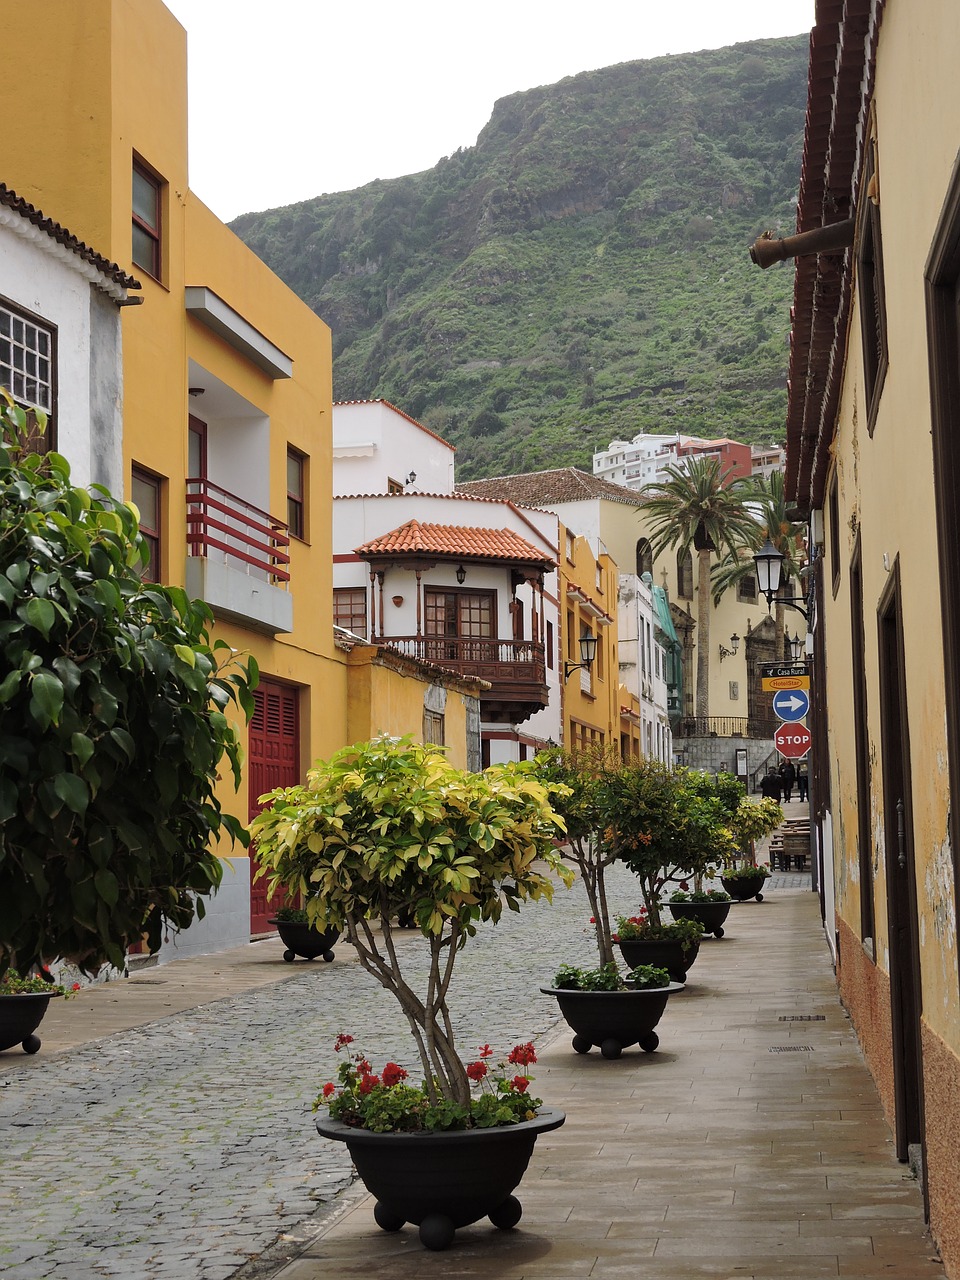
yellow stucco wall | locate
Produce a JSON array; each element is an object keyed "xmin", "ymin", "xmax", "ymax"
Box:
[
  {"xmin": 824, "ymin": 0, "xmax": 959, "ymax": 1047},
  {"xmin": 560, "ymin": 527, "xmax": 620, "ymax": 751},
  {"xmin": 344, "ymin": 648, "xmax": 478, "ymax": 770}
]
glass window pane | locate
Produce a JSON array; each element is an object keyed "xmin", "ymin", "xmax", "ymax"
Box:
[
  {"xmin": 132, "ymin": 168, "xmax": 158, "ymax": 228},
  {"xmin": 132, "ymin": 473, "xmax": 158, "ymax": 529},
  {"xmin": 132, "ymin": 223, "xmax": 156, "ymax": 274},
  {"xmin": 287, "ymin": 451, "xmax": 303, "ymax": 499}
]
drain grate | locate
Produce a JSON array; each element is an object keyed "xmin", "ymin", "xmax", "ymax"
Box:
[
  {"xmin": 769, "ymin": 1045, "xmax": 814, "ymax": 1052},
  {"xmin": 779, "ymin": 1014, "xmax": 826, "ymax": 1021}
]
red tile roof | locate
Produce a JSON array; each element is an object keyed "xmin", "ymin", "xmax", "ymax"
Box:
[
  {"xmin": 355, "ymin": 519, "xmax": 555, "ymax": 568},
  {"xmin": 0, "ymin": 183, "xmax": 140, "ymax": 294},
  {"xmin": 333, "ymin": 399, "xmax": 456, "ymax": 451},
  {"xmin": 457, "ymin": 467, "xmax": 640, "ymax": 507}
]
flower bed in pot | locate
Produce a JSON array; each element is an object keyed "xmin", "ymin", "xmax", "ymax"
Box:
[
  {"xmin": 667, "ymin": 889, "xmax": 732, "ymax": 938},
  {"xmin": 0, "ymin": 973, "xmax": 79, "ymax": 1055},
  {"xmin": 721, "ymin": 865, "xmax": 771, "ymax": 901},
  {"xmin": 541, "ymin": 962, "xmax": 682, "ymax": 1059},
  {"xmin": 614, "ymin": 913, "xmax": 704, "ymax": 984}
]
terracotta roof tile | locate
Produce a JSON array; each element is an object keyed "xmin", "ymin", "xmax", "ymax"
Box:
[
  {"xmin": 0, "ymin": 183, "xmax": 140, "ymax": 294},
  {"xmin": 457, "ymin": 467, "xmax": 640, "ymax": 507},
  {"xmin": 355, "ymin": 519, "xmax": 555, "ymax": 567}
]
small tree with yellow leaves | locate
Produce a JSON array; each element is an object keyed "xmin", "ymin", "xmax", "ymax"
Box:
[{"xmin": 252, "ymin": 736, "xmax": 570, "ymax": 1107}]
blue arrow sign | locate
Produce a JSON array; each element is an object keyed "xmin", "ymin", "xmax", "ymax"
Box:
[{"xmin": 772, "ymin": 688, "xmax": 810, "ymax": 722}]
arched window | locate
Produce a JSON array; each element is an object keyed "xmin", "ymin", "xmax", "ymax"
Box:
[
  {"xmin": 636, "ymin": 538, "xmax": 653, "ymax": 577},
  {"xmin": 677, "ymin": 549, "xmax": 694, "ymax": 600}
]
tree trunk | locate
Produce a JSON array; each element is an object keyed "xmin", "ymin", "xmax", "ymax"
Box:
[{"xmin": 696, "ymin": 546, "xmax": 712, "ymax": 721}]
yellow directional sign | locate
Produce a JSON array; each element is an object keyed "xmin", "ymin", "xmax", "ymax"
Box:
[{"xmin": 762, "ymin": 674, "xmax": 810, "ymax": 692}]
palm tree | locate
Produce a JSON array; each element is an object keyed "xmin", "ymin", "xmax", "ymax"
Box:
[
  {"xmin": 711, "ymin": 470, "xmax": 806, "ymax": 660},
  {"xmin": 641, "ymin": 456, "xmax": 760, "ymax": 721}
]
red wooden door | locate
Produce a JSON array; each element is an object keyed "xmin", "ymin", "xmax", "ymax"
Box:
[{"xmin": 248, "ymin": 679, "xmax": 300, "ymax": 934}]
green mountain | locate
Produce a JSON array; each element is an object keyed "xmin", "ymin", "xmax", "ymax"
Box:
[{"xmin": 232, "ymin": 36, "xmax": 807, "ymax": 480}]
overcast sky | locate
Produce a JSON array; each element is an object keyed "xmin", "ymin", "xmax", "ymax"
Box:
[{"xmin": 164, "ymin": 0, "xmax": 816, "ymax": 223}]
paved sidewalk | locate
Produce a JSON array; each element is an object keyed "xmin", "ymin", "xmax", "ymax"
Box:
[{"xmin": 260, "ymin": 887, "xmax": 944, "ymax": 1280}]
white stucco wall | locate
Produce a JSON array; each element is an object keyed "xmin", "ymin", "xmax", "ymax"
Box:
[
  {"xmin": 0, "ymin": 218, "xmax": 123, "ymax": 492},
  {"xmin": 333, "ymin": 401, "xmax": 456, "ymax": 496}
]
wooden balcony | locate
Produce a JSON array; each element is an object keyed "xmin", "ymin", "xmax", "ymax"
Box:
[
  {"xmin": 185, "ymin": 479, "xmax": 293, "ymax": 634},
  {"xmin": 381, "ymin": 635, "xmax": 549, "ymax": 724}
]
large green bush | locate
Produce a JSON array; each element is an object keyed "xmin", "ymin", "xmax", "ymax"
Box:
[{"xmin": 0, "ymin": 396, "xmax": 254, "ymax": 975}]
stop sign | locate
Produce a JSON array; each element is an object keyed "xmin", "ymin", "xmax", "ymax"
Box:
[{"xmin": 774, "ymin": 723, "xmax": 812, "ymax": 759}]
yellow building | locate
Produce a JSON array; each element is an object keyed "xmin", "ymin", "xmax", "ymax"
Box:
[
  {"xmin": 558, "ymin": 528, "xmax": 619, "ymax": 754},
  {"xmin": 0, "ymin": 0, "xmax": 477, "ymax": 955},
  {"xmin": 765, "ymin": 1, "xmax": 960, "ymax": 1270}
]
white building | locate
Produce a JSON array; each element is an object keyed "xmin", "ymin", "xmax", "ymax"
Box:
[
  {"xmin": 0, "ymin": 182, "xmax": 138, "ymax": 492},
  {"xmin": 333, "ymin": 401, "xmax": 562, "ymax": 763},
  {"xmin": 593, "ymin": 431, "xmax": 781, "ymax": 491}
]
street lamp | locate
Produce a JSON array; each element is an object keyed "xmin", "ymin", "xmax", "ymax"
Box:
[
  {"xmin": 786, "ymin": 630, "xmax": 805, "ymax": 662},
  {"xmin": 753, "ymin": 537, "xmax": 809, "ymax": 618},
  {"xmin": 718, "ymin": 633, "xmax": 740, "ymax": 662},
  {"xmin": 564, "ymin": 631, "xmax": 598, "ymax": 682}
]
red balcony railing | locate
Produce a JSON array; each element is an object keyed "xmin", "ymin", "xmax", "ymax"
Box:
[{"xmin": 186, "ymin": 478, "xmax": 290, "ymax": 584}]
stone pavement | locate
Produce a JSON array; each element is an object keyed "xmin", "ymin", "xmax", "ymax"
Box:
[{"xmin": 0, "ymin": 841, "xmax": 943, "ymax": 1280}]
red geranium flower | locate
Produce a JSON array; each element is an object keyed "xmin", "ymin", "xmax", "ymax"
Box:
[
  {"xmin": 358, "ymin": 1073, "xmax": 380, "ymax": 1095},
  {"xmin": 322, "ymin": 1082, "xmax": 336, "ymax": 1098},
  {"xmin": 510, "ymin": 1075, "xmax": 530, "ymax": 1092},
  {"xmin": 356, "ymin": 1058, "xmax": 372, "ymax": 1075},
  {"xmin": 477, "ymin": 1043, "xmax": 493, "ymax": 1058},
  {"xmin": 508, "ymin": 1042, "xmax": 536, "ymax": 1067},
  {"xmin": 381, "ymin": 1062, "xmax": 408, "ymax": 1087},
  {"xmin": 333, "ymin": 1033, "xmax": 354, "ymax": 1052},
  {"xmin": 466, "ymin": 1060, "xmax": 488, "ymax": 1082}
]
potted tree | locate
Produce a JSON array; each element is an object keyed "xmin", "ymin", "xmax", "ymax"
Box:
[
  {"xmin": 251, "ymin": 736, "xmax": 570, "ymax": 1251},
  {"xmin": 533, "ymin": 748, "xmax": 684, "ymax": 1058},
  {"xmin": 600, "ymin": 761, "xmax": 736, "ymax": 980},
  {"xmin": 0, "ymin": 395, "xmax": 253, "ymax": 1047},
  {"xmin": 721, "ymin": 797, "xmax": 784, "ymax": 901},
  {"xmin": 664, "ymin": 771, "xmax": 743, "ymax": 935}
]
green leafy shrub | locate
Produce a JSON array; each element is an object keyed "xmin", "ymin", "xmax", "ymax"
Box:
[
  {"xmin": 551, "ymin": 960, "xmax": 671, "ymax": 991},
  {"xmin": 0, "ymin": 394, "xmax": 254, "ymax": 976},
  {"xmin": 253, "ymin": 736, "xmax": 569, "ymax": 1107}
]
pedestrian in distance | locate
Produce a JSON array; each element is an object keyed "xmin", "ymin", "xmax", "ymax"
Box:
[
  {"xmin": 779, "ymin": 759, "xmax": 796, "ymax": 803},
  {"xmin": 760, "ymin": 769, "xmax": 782, "ymax": 804},
  {"xmin": 797, "ymin": 765, "xmax": 809, "ymax": 803}
]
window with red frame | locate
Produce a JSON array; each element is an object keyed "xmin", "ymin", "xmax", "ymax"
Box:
[{"xmin": 131, "ymin": 466, "xmax": 161, "ymax": 581}]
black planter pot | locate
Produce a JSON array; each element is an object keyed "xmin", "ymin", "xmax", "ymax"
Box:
[
  {"xmin": 0, "ymin": 993, "xmax": 56, "ymax": 1054},
  {"xmin": 268, "ymin": 918, "xmax": 340, "ymax": 963},
  {"xmin": 721, "ymin": 872, "xmax": 767, "ymax": 902},
  {"xmin": 316, "ymin": 1106, "xmax": 565, "ymax": 1250},
  {"xmin": 617, "ymin": 936, "xmax": 700, "ymax": 984},
  {"xmin": 540, "ymin": 983, "xmax": 683, "ymax": 1059},
  {"xmin": 667, "ymin": 900, "xmax": 732, "ymax": 938}
]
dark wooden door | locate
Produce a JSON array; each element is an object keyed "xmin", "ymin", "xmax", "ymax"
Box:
[
  {"xmin": 877, "ymin": 565, "xmax": 926, "ymax": 1192},
  {"xmin": 248, "ymin": 679, "xmax": 300, "ymax": 934}
]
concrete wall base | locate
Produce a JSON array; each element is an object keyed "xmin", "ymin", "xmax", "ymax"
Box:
[{"xmin": 156, "ymin": 857, "xmax": 252, "ymax": 963}]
